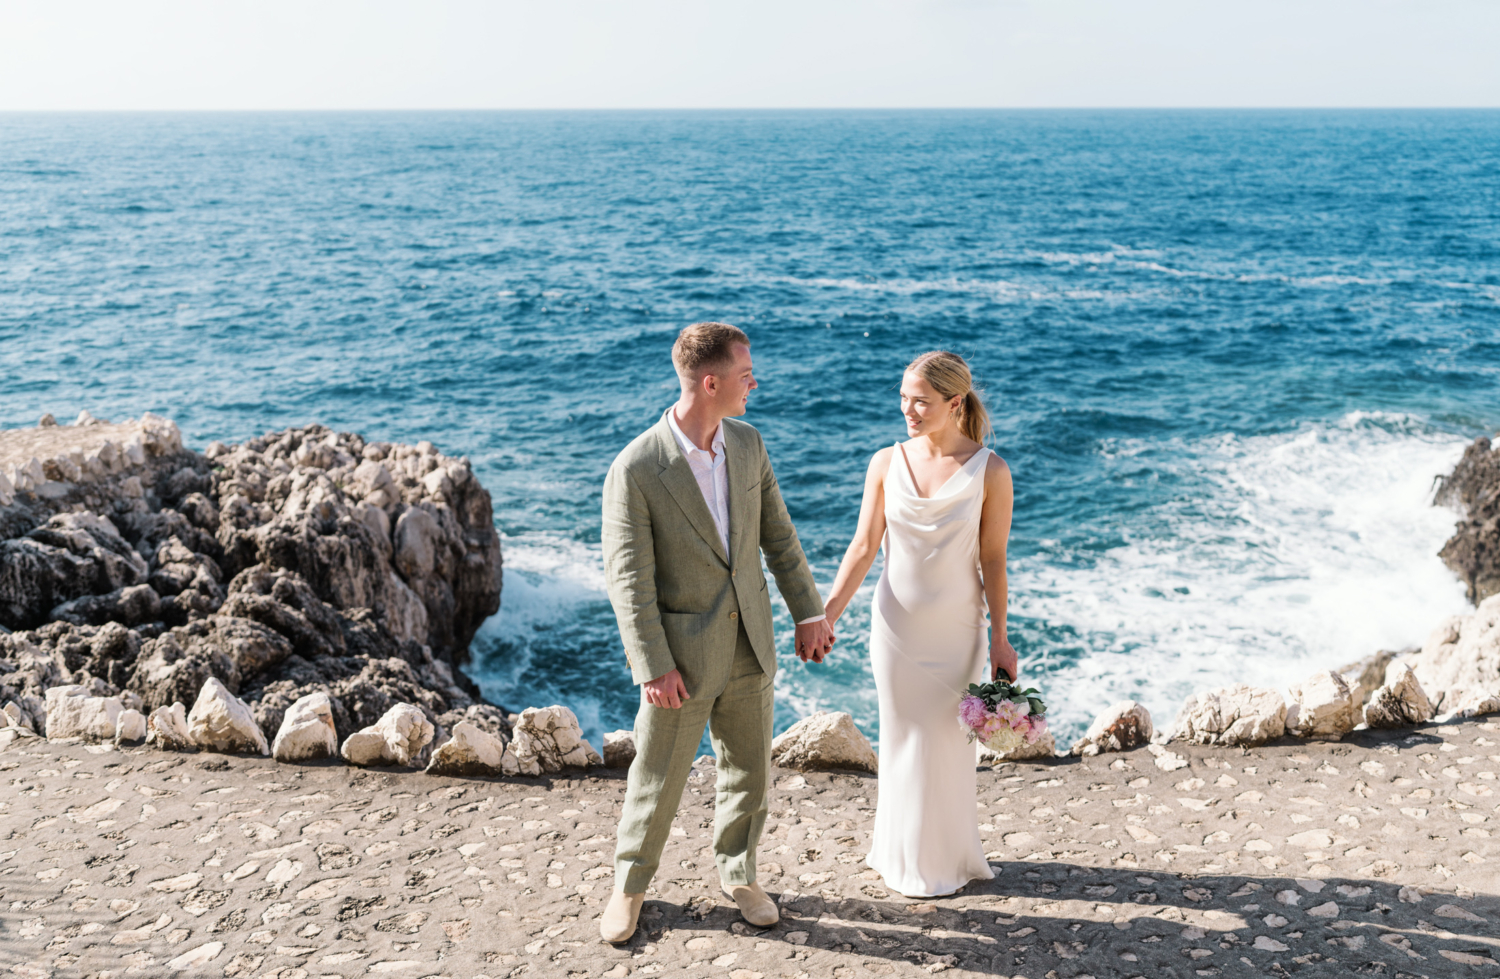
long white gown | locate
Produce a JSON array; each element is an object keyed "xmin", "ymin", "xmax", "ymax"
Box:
[{"xmin": 866, "ymin": 442, "xmax": 996, "ymax": 898}]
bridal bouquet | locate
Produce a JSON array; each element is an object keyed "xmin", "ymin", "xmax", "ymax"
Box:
[{"xmin": 959, "ymin": 675, "xmax": 1048, "ymax": 755}]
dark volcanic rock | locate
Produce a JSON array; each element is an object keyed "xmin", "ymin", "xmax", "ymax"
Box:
[
  {"xmin": 1436, "ymin": 435, "xmax": 1500, "ymax": 605},
  {"xmin": 0, "ymin": 415, "xmax": 507, "ymax": 741}
]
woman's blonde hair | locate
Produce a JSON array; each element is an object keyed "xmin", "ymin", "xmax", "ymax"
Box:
[{"xmin": 905, "ymin": 350, "xmax": 992, "ymax": 444}]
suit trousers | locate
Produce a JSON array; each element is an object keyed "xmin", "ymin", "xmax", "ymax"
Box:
[{"xmin": 613, "ymin": 625, "xmax": 772, "ymax": 894}]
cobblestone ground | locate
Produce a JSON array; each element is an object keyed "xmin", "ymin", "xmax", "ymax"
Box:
[{"xmin": 2, "ymin": 718, "xmax": 1497, "ymax": 979}]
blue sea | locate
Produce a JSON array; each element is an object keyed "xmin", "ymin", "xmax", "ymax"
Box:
[{"xmin": 3, "ymin": 111, "xmax": 1497, "ymax": 747}]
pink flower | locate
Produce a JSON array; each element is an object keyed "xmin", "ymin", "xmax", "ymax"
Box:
[
  {"xmin": 1023, "ymin": 714, "xmax": 1048, "ymax": 745},
  {"xmin": 959, "ymin": 695, "xmax": 988, "ymax": 730}
]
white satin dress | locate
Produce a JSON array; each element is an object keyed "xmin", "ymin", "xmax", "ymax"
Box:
[{"xmin": 866, "ymin": 443, "xmax": 996, "ymax": 898}]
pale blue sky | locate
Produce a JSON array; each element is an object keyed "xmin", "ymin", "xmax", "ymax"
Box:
[{"xmin": 3, "ymin": 0, "xmax": 1497, "ymax": 110}]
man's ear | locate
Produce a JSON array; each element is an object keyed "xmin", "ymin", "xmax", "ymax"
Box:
[{"xmin": 701, "ymin": 372, "xmax": 719, "ymax": 397}]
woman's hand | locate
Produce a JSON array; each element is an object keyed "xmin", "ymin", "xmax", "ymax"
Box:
[{"xmin": 990, "ymin": 637, "xmax": 1018, "ymax": 682}]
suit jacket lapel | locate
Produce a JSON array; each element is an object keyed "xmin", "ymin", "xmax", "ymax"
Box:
[
  {"xmin": 723, "ymin": 422, "xmax": 755, "ymax": 570},
  {"xmin": 653, "ymin": 418, "xmax": 730, "ymax": 567}
]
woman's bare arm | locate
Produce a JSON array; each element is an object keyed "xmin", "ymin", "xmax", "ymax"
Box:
[
  {"xmin": 823, "ymin": 448, "xmax": 892, "ymax": 626},
  {"xmin": 978, "ymin": 453, "xmax": 1016, "ymax": 680}
]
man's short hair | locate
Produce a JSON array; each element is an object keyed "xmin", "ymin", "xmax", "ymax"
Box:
[{"xmin": 672, "ymin": 322, "xmax": 750, "ymax": 379}]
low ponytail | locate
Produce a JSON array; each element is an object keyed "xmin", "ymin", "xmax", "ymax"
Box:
[
  {"xmin": 960, "ymin": 389, "xmax": 992, "ymax": 445},
  {"xmin": 905, "ymin": 351, "xmax": 992, "ymax": 444}
]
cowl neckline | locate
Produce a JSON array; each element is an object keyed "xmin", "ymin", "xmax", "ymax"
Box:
[{"xmin": 890, "ymin": 442, "xmax": 990, "ymax": 502}]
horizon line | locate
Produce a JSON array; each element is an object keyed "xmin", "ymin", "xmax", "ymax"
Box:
[{"xmin": 3, "ymin": 105, "xmax": 1500, "ymax": 115}]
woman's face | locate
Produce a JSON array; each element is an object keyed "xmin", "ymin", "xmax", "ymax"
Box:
[{"xmin": 900, "ymin": 371, "xmax": 961, "ymax": 438}]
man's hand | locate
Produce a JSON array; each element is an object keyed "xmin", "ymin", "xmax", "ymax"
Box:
[
  {"xmin": 642, "ymin": 669, "xmax": 689, "ymax": 709},
  {"xmin": 795, "ymin": 619, "xmax": 836, "ymax": 663}
]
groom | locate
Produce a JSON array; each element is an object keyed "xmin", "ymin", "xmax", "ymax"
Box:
[{"xmin": 599, "ymin": 322, "xmax": 835, "ymax": 943}]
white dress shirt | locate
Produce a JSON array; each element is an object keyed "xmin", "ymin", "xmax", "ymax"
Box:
[{"xmin": 665, "ymin": 406, "xmax": 824, "ymax": 626}]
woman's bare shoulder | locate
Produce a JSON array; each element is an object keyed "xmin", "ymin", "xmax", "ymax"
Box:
[
  {"xmin": 984, "ymin": 450, "xmax": 1012, "ymax": 488},
  {"xmin": 867, "ymin": 445, "xmax": 895, "ymax": 475}
]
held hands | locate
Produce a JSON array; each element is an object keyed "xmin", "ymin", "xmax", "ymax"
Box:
[
  {"xmin": 990, "ymin": 636, "xmax": 1019, "ymax": 683},
  {"xmin": 795, "ymin": 619, "xmax": 836, "ymax": 663},
  {"xmin": 642, "ymin": 668, "xmax": 690, "ymax": 710}
]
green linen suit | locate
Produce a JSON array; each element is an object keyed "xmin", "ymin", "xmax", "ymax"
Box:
[{"xmin": 603, "ymin": 412, "xmax": 824, "ymax": 893}]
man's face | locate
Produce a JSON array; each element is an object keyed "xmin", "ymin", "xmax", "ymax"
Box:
[{"xmin": 706, "ymin": 343, "xmax": 757, "ymax": 417}]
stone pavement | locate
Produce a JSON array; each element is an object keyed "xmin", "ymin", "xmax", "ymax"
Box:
[{"xmin": 2, "ymin": 718, "xmax": 1498, "ymax": 979}]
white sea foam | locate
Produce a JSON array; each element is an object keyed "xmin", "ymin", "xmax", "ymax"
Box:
[
  {"xmin": 474, "ymin": 414, "xmax": 1471, "ymax": 747},
  {"xmin": 1015, "ymin": 412, "xmax": 1469, "ymax": 739}
]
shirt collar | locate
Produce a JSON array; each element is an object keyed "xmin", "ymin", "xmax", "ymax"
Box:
[{"xmin": 665, "ymin": 406, "xmax": 725, "ymax": 460}]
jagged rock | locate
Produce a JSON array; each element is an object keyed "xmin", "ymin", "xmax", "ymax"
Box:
[
  {"xmin": 771, "ymin": 711, "xmax": 878, "ymax": 773},
  {"xmin": 1148, "ymin": 743, "xmax": 1190, "ymax": 771},
  {"xmin": 1285, "ymin": 670, "xmax": 1360, "ymax": 740},
  {"xmin": 602, "ymin": 729, "xmax": 636, "ymax": 769},
  {"xmin": 426, "ymin": 721, "xmax": 506, "ymax": 777},
  {"xmin": 1338, "ymin": 649, "xmax": 1402, "ymax": 706},
  {"xmin": 1438, "ymin": 689, "xmax": 1500, "ymax": 721},
  {"xmin": 1070, "ymin": 700, "xmax": 1152, "ymax": 756},
  {"xmin": 146, "ymin": 701, "xmax": 193, "ymax": 750},
  {"xmin": 2, "ymin": 417, "xmax": 508, "ymax": 742},
  {"xmin": 3, "ymin": 700, "xmax": 34, "ymax": 732},
  {"xmin": 1405, "ymin": 594, "xmax": 1500, "ymax": 714},
  {"xmin": 271, "ymin": 691, "xmax": 338, "ymax": 762},
  {"xmin": 186, "ymin": 677, "xmax": 269, "ymax": 755},
  {"xmin": 977, "ymin": 729, "xmax": 1057, "ymax": 764},
  {"xmin": 52, "ymin": 583, "xmax": 161, "ymax": 627},
  {"xmin": 1169, "ymin": 683, "xmax": 1287, "ymax": 746},
  {"xmin": 0, "ymin": 703, "xmax": 38, "ymax": 750},
  {"xmin": 43, "ymin": 684, "xmax": 123, "ymax": 741},
  {"xmin": 504, "ymin": 705, "xmax": 600, "ymax": 775},
  {"xmin": 1436, "ymin": 435, "xmax": 1500, "ymax": 604},
  {"xmin": 1364, "ymin": 662, "xmax": 1435, "ymax": 729},
  {"xmin": 0, "ymin": 513, "xmax": 149, "ymax": 630},
  {"xmin": 115, "ymin": 708, "xmax": 147, "ymax": 743},
  {"xmin": 341, "ymin": 702, "xmax": 434, "ymax": 767}
]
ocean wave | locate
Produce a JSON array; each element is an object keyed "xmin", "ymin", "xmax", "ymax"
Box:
[{"xmin": 1016, "ymin": 415, "xmax": 1469, "ymax": 739}]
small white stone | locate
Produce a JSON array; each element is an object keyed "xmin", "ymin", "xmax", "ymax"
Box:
[
  {"xmin": 340, "ymin": 703, "xmax": 433, "ymax": 767},
  {"xmin": 272, "ymin": 692, "xmax": 338, "ymax": 762},
  {"xmin": 187, "ymin": 677, "xmax": 269, "ymax": 755},
  {"xmin": 115, "ymin": 709, "xmax": 147, "ymax": 743}
]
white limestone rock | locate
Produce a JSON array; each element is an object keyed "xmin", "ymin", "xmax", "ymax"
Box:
[
  {"xmin": 341, "ymin": 703, "xmax": 434, "ymax": 767},
  {"xmin": 426, "ymin": 721, "xmax": 506, "ymax": 777},
  {"xmin": 771, "ymin": 710, "xmax": 878, "ymax": 773},
  {"xmin": 3, "ymin": 700, "xmax": 36, "ymax": 733},
  {"xmin": 1406, "ymin": 594, "xmax": 1500, "ymax": 714},
  {"xmin": 1168, "ymin": 683, "xmax": 1286, "ymax": 746},
  {"xmin": 271, "ymin": 692, "xmax": 338, "ymax": 762},
  {"xmin": 602, "ymin": 729, "xmax": 636, "ymax": 769},
  {"xmin": 506, "ymin": 705, "xmax": 600, "ymax": 774},
  {"xmin": 1070, "ymin": 700, "xmax": 1153, "ymax": 756},
  {"xmin": 1363, "ymin": 662, "xmax": 1434, "ymax": 729},
  {"xmin": 146, "ymin": 702, "xmax": 193, "ymax": 750},
  {"xmin": 186, "ymin": 677, "xmax": 269, "ymax": 755},
  {"xmin": 1285, "ymin": 670, "xmax": 1360, "ymax": 740},
  {"xmin": 978, "ymin": 728, "xmax": 1057, "ymax": 764},
  {"xmin": 43, "ymin": 684, "xmax": 123, "ymax": 742},
  {"xmin": 115, "ymin": 708, "xmax": 147, "ymax": 743},
  {"xmin": 1, "ymin": 703, "xmax": 39, "ymax": 750},
  {"xmin": 1437, "ymin": 689, "xmax": 1500, "ymax": 722}
]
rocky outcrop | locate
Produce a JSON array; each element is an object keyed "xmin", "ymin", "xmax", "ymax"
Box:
[
  {"xmin": 1069, "ymin": 700, "xmax": 1152, "ymax": 756},
  {"xmin": 1285, "ymin": 670, "xmax": 1360, "ymax": 740},
  {"xmin": 1168, "ymin": 683, "xmax": 1286, "ymax": 746},
  {"xmin": 1338, "ymin": 649, "xmax": 1402, "ymax": 706},
  {"xmin": 1364, "ymin": 662, "xmax": 1435, "ymax": 729},
  {"xmin": 1435, "ymin": 435, "xmax": 1500, "ymax": 605},
  {"xmin": 0, "ymin": 414, "xmax": 509, "ymax": 756},
  {"xmin": 1404, "ymin": 594, "xmax": 1500, "ymax": 715},
  {"xmin": 770, "ymin": 711, "xmax": 878, "ymax": 774}
]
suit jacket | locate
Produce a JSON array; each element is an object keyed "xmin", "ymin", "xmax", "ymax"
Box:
[{"xmin": 602, "ymin": 413, "xmax": 824, "ymax": 689}]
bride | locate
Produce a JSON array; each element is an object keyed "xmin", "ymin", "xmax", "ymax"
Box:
[{"xmin": 822, "ymin": 351, "xmax": 1016, "ymax": 898}]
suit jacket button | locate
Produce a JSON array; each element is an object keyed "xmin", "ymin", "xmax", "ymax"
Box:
[
  {"xmin": 732, "ymin": 570, "xmax": 737, "ymax": 577},
  {"xmin": 729, "ymin": 611, "xmax": 738, "ymax": 619}
]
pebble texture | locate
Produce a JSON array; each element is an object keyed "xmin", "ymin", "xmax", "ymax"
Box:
[{"xmin": 2, "ymin": 719, "xmax": 1497, "ymax": 977}]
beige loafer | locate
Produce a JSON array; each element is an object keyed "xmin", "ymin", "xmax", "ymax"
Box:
[
  {"xmin": 599, "ymin": 891, "xmax": 645, "ymax": 944},
  {"xmin": 721, "ymin": 881, "xmax": 779, "ymax": 928}
]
